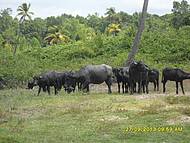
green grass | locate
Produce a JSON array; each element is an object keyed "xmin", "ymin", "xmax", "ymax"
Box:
[{"xmin": 0, "ymin": 88, "xmax": 190, "ymax": 143}]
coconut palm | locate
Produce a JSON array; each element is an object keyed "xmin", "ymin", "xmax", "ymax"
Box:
[
  {"xmin": 44, "ymin": 26, "xmax": 70, "ymax": 45},
  {"xmin": 125, "ymin": 0, "xmax": 149, "ymax": 66},
  {"xmin": 13, "ymin": 3, "xmax": 34, "ymax": 56},
  {"xmin": 105, "ymin": 7, "xmax": 116, "ymax": 23},
  {"xmin": 44, "ymin": 32, "xmax": 70, "ymax": 45},
  {"xmin": 107, "ymin": 23, "xmax": 121, "ymax": 36},
  {"xmin": 17, "ymin": 3, "xmax": 34, "ymax": 23}
]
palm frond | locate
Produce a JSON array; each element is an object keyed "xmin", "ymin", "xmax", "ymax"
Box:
[
  {"xmin": 26, "ymin": 14, "xmax": 32, "ymax": 21},
  {"xmin": 17, "ymin": 7, "xmax": 23, "ymax": 12},
  {"xmin": 29, "ymin": 12, "xmax": 34, "ymax": 15},
  {"xmin": 28, "ymin": 3, "xmax": 31, "ymax": 11},
  {"xmin": 17, "ymin": 12, "xmax": 25, "ymax": 16},
  {"xmin": 22, "ymin": 3, "xmax": 28, "ymax": 11}
]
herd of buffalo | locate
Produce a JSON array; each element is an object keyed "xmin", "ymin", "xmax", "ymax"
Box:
[{"xmin": 26, "ymin": 61, "xmax": 190, "ymax": 95}]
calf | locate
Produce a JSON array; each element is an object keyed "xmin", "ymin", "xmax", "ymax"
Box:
[
  {"xmin": 162, "ymin": 68, "xmax": 190, "ymax": 94},
  {"xmin": 113, "ymin": 67, "xmax": 130, "ymax": 93},
  {"xmin": 28, "ymin": 71, "xmax": 66, "ymax": 95},
  {"xmin": 148, "ymin": 69, "xmax": 159, "ymax": 91}
]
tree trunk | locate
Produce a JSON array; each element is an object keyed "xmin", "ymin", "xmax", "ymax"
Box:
[
  {"xmin": 13, "ymin": 45, "xmax": 17, "ymax": 56},
  {"xmin": 13, "ymin": 23, "xmax": 21, "ymax": 56},
  {"xmin": 125, "ymin": 0, "xmax": 149, "ymax": 66}
]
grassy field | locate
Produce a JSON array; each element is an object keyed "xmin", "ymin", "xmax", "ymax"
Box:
[{"xmin": 0, "ymin": 83, "xmax": 190, "ymax": 143}]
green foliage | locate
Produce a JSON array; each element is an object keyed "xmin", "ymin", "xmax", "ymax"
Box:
[
  {"xmin": 30, "ymin": 37, "xmax": 41, "ymax": 48},
  {"xmin": 1, "ymin": 2, "xmax": 190, "ymax": 85},
  {"xmin": 172, "ymin": 0, "xmax": 190, "ymax": 28}
]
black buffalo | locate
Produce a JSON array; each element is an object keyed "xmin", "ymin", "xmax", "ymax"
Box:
[
  {"xmin": 63, "ymin": 71, "xmax": 78, "ymax": 93},
  {"xmin": 148, "ymin": 69, "xmax": 159, "ymax": 91},
  {"xmin": 113, "ymin": 67, "xmax": 130, "ymax": 93},
  {"xmin": 162, "ymin": 68, "xmax": 190, "ymax": 94},
  {"xmin": 28, "ymin": 71, "xmax": 65, "ymax": 95},
  {"xmin": 129, "ymin": 61, "xmax": 149, "ymax": 94},
  {"xmin": 64, "ymin": 64, "xmax": 113, "ymax": 93}
]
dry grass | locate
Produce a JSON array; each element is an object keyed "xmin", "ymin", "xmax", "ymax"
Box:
[{"xmin": 0, "ymin": 83, "xmax": 190, "ymax": 143}]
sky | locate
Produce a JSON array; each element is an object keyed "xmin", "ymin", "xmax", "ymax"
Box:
[{"xmin": 0, "ymin": 0, "xmax": 188, "ymax": 18}]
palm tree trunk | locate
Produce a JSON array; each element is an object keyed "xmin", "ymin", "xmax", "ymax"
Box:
[
  {"xmin": 13, "ymin": 45, "xmax": 17, "ymax": 56},
  {"xmin": 125, "ymin": 0, "xmax": 149, "ymax": 66},
  {"xmin": 13, "ymin": 23, "xmax": 21, "ymax": 56}
]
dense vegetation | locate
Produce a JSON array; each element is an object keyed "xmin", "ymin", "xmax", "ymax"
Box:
[{"xmin": 1, "ymin": 1, "xmax": 190, "ymax": 86}]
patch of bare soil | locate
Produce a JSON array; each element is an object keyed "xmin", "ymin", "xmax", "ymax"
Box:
[
  {"xmin": 99, "ymin": 115, "xmax": 128, "ymax": 122},
  {"xmin": 167, "ymin": 115, "xmax": 190, "ymax": 125},
  {"xmin": 89, "ymin": 82, "xmax": 190, "ymax": 97},
  {"xmin": 11, "ymin": 107, "xmax": 46, "ymax": 119}
]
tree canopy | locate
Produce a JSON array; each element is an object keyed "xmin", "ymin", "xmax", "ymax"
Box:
[{"xmin": 1, "ymin": 1, "xmax": 190, "ymax": 83}]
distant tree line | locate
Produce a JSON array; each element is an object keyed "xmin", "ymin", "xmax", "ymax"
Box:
[{"xmin": 0, "ymin": 1, "xmax": 189, "ymax": 54}]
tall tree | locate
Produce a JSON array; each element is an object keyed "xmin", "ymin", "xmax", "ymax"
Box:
[
  {"xmin": 17, "ymin": 3, "xmax": 34, "ymax": 23},
  {"xmin": 125, "ymin": 0, "xmax": 149, "ymax": 66},
  {"xmin": 14, "ymin": 3, "xmax": 34, "ymax": 55},
  {"xmin": 105, "ymin": 7, "xmax": 116, "ymax": 23},
  {"xmin": 172, "ymin": 0, "xmax": 190, "ymax": 28}
]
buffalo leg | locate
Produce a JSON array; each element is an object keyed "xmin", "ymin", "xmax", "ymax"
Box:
[
  {"xmin": 153, "ymin": 81, "xmax": 156, "ymax": 91},
  {"xmin": 134, "ymin": 82, "xmax": 137, "ymax": 93},
  {"xmin": 54, "ymin": 86, "xmax": 58, "ymax": 95},
  {"xmin": 43, "ymin": 86, "xmax": 47, "ymax": 92},
  {"xmin": 176, "ymin": 82, "xmax": 179, "ymax": 94},
  {"xmin": 105, "ymin": 78, "xmax": 112, "ymax": 94},
  {"xmin": 54, "ymin": 87, "xmax": 57, "ymax": 95},
  {"xmin": 130, "ymin": 82, "xmax": 133, "ymax": 94},
  {"xmin": 47, "ymin": 86, "xmax": 50, "ymax": 95},
  {"xmin": 163, "ymin": 81, "xmax": 167, "ymax": 93},
  {"xmin": 87, "ymin": 85, "xmax": 90, "ymax": 92},
  {"xmin": 118, "ymin": 82, "xmax": 120, "ymax": 93},
  {"xmin": 157, "ymin": 79, "xmax": 159, "ymax": 91},
  {"xmin": 82, "ymin": 81, "xmax": 89, "ymax": 92},
  {"xmin": 138, "ymin": 81, "xmax": 142, "ymax": 93},
  {"xmin": 180, "ymin": 81, "xmax": 185, "ymax": 94},
  {"xmin": 146, "ymin": 82, "xmax": 149, "ymax": 94},
  {"xmin": 38, "ymin": 87, "xmax": 41, "ymax": 96},
  {"xmin": 122, "ymin": 82, "xmax": 125, "ymax": 93},
  {"xmin": 73, "ymin": 84, "xmax": 76, "ymax": 92},
  {"xmin": 125, "ymin": 83, "xmax": 128, "ymax": 93},
  {"xmin": 142, "ymin": 82, "xmax": 145, "ymax": 93}
]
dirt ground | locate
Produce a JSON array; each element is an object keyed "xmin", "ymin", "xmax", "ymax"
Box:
[{"xmin": 89, "ymin": 80, "xmax": 190, "ymax": 95}]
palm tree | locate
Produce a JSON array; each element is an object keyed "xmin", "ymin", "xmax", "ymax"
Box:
[
  {"xmin": 107, "ymin": 23, "xmax": 121, "ymax": 36},
  {"xmin": 44, "ymin": 32, "xmax": 70, "ymax": 45},
  {"xmin": 105, "ymin": 7, "xmax": 116, "ymax": 23},
  {"xmin": 13, "ymin": 3, "xmax": 34, "ymax": 56},
  {"xmin": 17, "ymin": 3, "xmax": 34, "ymax": 23},
  {"xmin": 44, "ymin": 26, "xmax": 70, "ymax": 45},
  {"xmin": 125, "ymin": 0, "xmax": 149, "ymax": 66}
]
